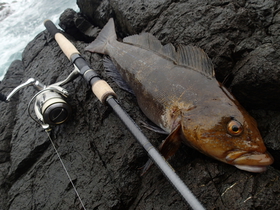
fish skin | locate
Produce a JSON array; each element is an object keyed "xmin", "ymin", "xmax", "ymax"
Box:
[{"xmin": 86, "ymin": 18, "xmax": 274, "ymax": 172}]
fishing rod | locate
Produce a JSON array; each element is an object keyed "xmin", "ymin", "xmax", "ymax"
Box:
[{"xmin": 44, "ymin": 20, "xmax": 205, "ymax": 210}]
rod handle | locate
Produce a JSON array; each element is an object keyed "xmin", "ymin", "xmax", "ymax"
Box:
[
  {"xmin": 91, "ymin": 80, "xmax": 117, "ymax": 104},
  {"xmin": 44, "ymin": 20, "xmax": 80, "ymax": 60}
]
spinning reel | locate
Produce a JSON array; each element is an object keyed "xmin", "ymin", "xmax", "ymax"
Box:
[{"xmin": 0, "ymin": 68, "xmax": 79, "ymax": 130}]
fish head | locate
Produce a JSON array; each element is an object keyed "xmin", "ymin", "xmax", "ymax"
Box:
[{"xmin": 180, "ymin": 103, "xmax": 274, "ymax": 173}]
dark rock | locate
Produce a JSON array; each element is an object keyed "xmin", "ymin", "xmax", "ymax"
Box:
[
  {"xmin": 0, "ymin": 59, "xmax": 24, "ymax": 210},
  {"xmin": 0, "ymin": 1, "xmax": 280, "ymax": 210},
  {"xmin": 76, "ymin": 0, "xmax": 112, "ymax": 29},
  {"xmin": 59, "ymin": 8, "xmax": 100, "ymax": 42},
  {"xmin": 109, "ymin": 0, "xmax": 173, "ymax": 36},
  {"xmin": 0, "ymin": 60, "xmax": 23, "ymax": 163},
  {"xmin": 230, "ymin": 1, "xmax": 280, "ymax": 110},
  {"xmin": 231, "ymin": 43, "xmax": 280, "ymax": 110}
]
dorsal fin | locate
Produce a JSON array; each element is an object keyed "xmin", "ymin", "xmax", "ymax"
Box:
[
  {"xmin": 123, "ymin": 33, "xmax": 177, "ymax": 63},
  {"xmin": 123, "ymin": 33, "xmax": 215, "ymax": 78},
  {"xmin": 123, "ymin": 33, "xmax": 161, "ymax": 50},
  {"xmin": 177, "ymin": 45, "xmax": 215, "ymax": 78}
]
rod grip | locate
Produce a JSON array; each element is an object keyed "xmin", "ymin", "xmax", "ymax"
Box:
[
  {"xmin": 91, "ymin": 80, "xmax": 117, "ymax": 104},
  {"xmin": 44, "ymin": 20, "xmax": 80, "ymax": 60}
]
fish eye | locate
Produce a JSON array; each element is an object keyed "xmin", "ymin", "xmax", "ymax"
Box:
[{"xmin": 227, "ymin": 120, "xmax": 243, "ymax": 136}]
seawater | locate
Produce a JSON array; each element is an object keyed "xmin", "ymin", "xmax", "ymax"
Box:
[{"xmin": 0, "ymin": 0, "xmax": 78, "ymax": 80}]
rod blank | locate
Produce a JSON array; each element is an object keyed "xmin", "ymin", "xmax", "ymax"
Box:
[{"xmin": 106, "ymin": 97, "xmax": 205, "ymax": 210}]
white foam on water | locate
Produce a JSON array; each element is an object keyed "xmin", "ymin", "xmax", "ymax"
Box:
[{"xmin": 0, "ymin": 0, "xmax": 78, "ymax": 80}]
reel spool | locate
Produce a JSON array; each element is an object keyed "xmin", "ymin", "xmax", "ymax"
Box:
[
  {"xmin": 31, "ymin": 85, "xmax": 72, "ymax": 129},
  {"xmin": 34, "ymin": 89, "xmax": 72, "ymax": 126}
]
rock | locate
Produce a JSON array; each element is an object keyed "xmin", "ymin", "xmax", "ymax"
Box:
[
  {"xmin": 76, "ymin": 0, "xmax": 112, "ymax": 29},
  {"xmin": 0, "ymin": 1, "xmax": 280, "ymax": 210},
  {"xmin": 230, "ymin": 2, "xmax": 280, "ymax": 109},
  {"xmin": 0, "ymin": 60, "xmax": 24, "ymax": 210},
  {"xmin": 109, "ymin": 0, "xmax": 173, "ymax": 36},
  {"xmin": 0, "ymin": 60, "xmax": 23, "ymax": 163},
  {"xmin": 59, "ymin": 8, "xmax": 100, "ymax": 42},
  {"xmin": 231, "ymin": 42, "xmax": 280, "ymax": 110}
]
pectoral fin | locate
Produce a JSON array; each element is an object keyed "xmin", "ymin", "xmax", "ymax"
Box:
[
  {"xmin": 140, "ymin": 120, "xmax": 169, "ymax": 135},
  {"xmin": 103, "ymin": 56, "xmax": 135, "ymax": 94},
  {"xmin": 158, "ymin": 124, "xmax": 182, "ymax": 160},
  {"xmin": 141, "ymin": 124, "xmax": 182, "ymax": 175}
]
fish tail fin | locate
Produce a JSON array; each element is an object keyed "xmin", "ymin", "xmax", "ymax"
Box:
[{"xmin": 85, "ymin": 18, "xmax": 117, "ymax": 54}]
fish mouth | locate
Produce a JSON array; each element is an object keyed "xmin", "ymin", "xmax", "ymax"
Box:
[{"xmin": 225, "ymin": 150, "xmax": 274, "ymax": 173}]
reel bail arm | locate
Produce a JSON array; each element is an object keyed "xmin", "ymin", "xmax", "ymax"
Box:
[{"xmin": 4, "ymin": 78, "xmax": 45, "ymax": 102}]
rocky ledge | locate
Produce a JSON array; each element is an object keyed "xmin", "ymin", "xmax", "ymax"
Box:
[{"xmin": 0, "ymin": 0, "xmax": 280, "ymax": 209}]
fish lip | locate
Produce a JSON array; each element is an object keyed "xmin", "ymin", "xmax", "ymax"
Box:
[
  {"xmin": 226, "ymin": 151, "xmax": 274, "ymax": 173},
  {"xmin": 226, "ymin": 151, "xmax": 274, "ymax": 167},
  {"xmin": 234, "ymin": 165, "xmax": 268, "ymax": 173}
]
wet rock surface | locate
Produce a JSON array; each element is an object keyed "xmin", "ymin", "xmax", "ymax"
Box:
[{"xmin": 0, "ymin": 0, "xmax": 280, "ymax": 209}]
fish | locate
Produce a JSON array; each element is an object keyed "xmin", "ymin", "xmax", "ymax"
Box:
[{"xmin": 85, "ymin": 18, "xmax": 274, "ymax": 173}]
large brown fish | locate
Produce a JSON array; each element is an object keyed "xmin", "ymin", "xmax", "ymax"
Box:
[{"xmin": 86, "ymin": 18, "xmax": 274, "ymax": 173}]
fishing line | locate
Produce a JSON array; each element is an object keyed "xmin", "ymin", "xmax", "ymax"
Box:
[{"xmin": 45, "ymin": 131, "xmax": 87, "ymax": 210}]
